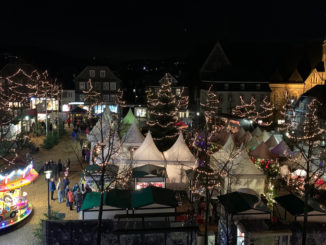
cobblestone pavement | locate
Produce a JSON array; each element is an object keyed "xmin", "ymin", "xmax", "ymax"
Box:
[{"xmin": 0, "ymin": 127, "xmax": 85, "ymax": 245}]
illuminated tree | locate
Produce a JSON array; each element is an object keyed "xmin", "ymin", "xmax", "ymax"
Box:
[
  {"xmin": 284, "ymin": 98, "xmax": 325, "ymax": 245},
  {"xmin": 278, "ymin": 91, "xmax": 294, "ymax": 131},
  {"xmin": 257, "ymin": 96, "xmax": 274, "ymax": 127},
  {"xmin": 232, "ymin": 96, "xmax": 258, "ymax": 123},
  {"xmin": 146, "ymin": 74, "xmax": 188, "ymax": 151}
]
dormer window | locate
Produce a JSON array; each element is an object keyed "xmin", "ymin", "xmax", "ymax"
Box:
[
  {"xmin": 100, "ymin": 70, "xmax": 106, "ymax": 78},
  {"xmin": 89, "ymin": 70, "xmax": 95, "ymax": 78}
]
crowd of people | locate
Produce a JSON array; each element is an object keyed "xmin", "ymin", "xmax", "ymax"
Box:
[{"xmin": 46, "ymin": 158, "xmax": 92, "ymax": 213}]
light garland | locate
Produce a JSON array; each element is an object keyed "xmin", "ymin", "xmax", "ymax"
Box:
[
  {"xmin": 200, "ymin": 85, "xmax": 220, "ymax": 133},
  {"xmin": 232, "ymin": 96, "xmax": 258, "ymax": 122},
  {"xmin": 257, "ymin": 96, "xmax": 274, "ymax": 127}
]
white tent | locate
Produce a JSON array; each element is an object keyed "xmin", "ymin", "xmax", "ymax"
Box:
[
  {"xmin": 133, "ymin": 131, "xmax": 164, "ymax": 164},
  {"xmin": 257, "ymin": 130, "xmax": 271, "ymax": 143},
  {"xmin": 163, "ymin": 132, "xmax": 195, "ymax": 163},
  {"xmin": 121, "ymin": 120, "xmax": 144, "ymax": 148},
  {"xmin": 222, "ymin": 134, "xmax": 236, "ymax": 152},
  {"xmin": 252, "ymin": 127, "xmax": 263, "ymax": 137},
  {"xmin": 92, "ymin": 133, "xmax": 121, "ymax": 165},
  {"xmin": 233, "ymin": 127, "xmax": 245, "ymax": 146},
  {"xmin": 87, "ymin": 108, "xmax": 113, "ymax": 142},
  {"xmin": 241, "ymin": 131, "xmax": 252, "ymax": 146}
]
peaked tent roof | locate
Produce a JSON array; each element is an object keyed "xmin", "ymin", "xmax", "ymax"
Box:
[
  {"xmin": 163, "ymin": 132, "xmax": 195, "ymax": 163},
  {"xmin": 231, "ymin": 152, "xmax": 264, "ymax": 175},
  {"xmin": 122, "ymin": 120, "xmax": 144, "ymax": 147},
  {"xmin": 87, "ymin": 108, "xmax": 113, "ymax": 142},
  {"xmin": 265, "ymin": 135, "xmax": 279, "ymax": 149},
  {"xmin": 222, "ymin": 134, "xmax": 236, "ymax": 152},
  {"xmin": 210, "ymin": 129, "xmax": 230, "ymax": 146},
  {"xmin": 233, "ymin": 127, "xmax": 246, "ymax": 147},
  {"xmin": 218, "ymin": 191, "xmax": 270, "ymax": 215},
  {"xmin": 120, "ymin": 108, "xmax": 138, "ymax": 137},
  {"xmin": 240, "ymin": 131, "xmax": 252, "ymax": 146},
  {"xmin": 271, "ymin": 141, "xmax": 293, "ymax": 157},
  {"xmin": 249, "ymin": 142, "xmax": 276, "ymax": 160},
  {"xmin": 252, "ymin": 127, "xmax": 263, "ymax": 137},
  {"xmin": 159, "ymin": 73, "xmax": 179, "ymax": 85},
  {"xmin": 133, "ymin": 131, "xmax": 164, "ymax": 162},
  {"xmin": 245, "ymin": 136, "xmax": 260, "ymax": 151},
  {"xmin": 257, "ymin": 130, "xmax": 271, "ymax": 143}
]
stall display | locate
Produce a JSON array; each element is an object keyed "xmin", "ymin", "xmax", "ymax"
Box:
[{"xmin": 0, "ymin": 162, "xmax": 38, "ymax": 229}]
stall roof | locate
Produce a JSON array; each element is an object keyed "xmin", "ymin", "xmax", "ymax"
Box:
[
  {"xmin": 274, "ymin": 194, "xmax": 326, "ymax": 216},
  {"xmin": 82, "ymin": 164, "xmax": 119, "ymax": 178},
  {"xmin": 132, "ymin": 164, "xmax": 167, "ymax": 178},
  {"xmin": 218, "ymin": 191, "xmax": 270, "ymax": 215}
]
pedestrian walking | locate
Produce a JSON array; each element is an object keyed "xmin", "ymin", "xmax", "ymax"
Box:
[
  {"xmin": 63, "ymin": 176, "xmax": 70, "ymax": 190},
  {"xmin": 56, "ymin": 178, "xmax": 65, "ymax": 203},
  {"xmin": 67, "ymin": 189, "xmax": 75, "ymax": 210},
  {"xmin": 58, "ymin": 159, "xmax": 63, "ymax": 176},
  {"xmin": 65, "ymin": 185, "xmax": 70, "ymax": 207},
  {"xmin": 49, "ymin": 178, "xmax": 56, "ymax": 201},
  {"xmin": 52, "ymin": 162, "xmax": 58, "ymax": 181},
  {"xmin": 67, "ymin": 118, "xmax": 71, "ymax": 128},
  {"xmin": 72, "ymin": 130, "xmax": 76, "ymax": 141}
]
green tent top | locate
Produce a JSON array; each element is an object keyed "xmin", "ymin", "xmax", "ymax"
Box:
[
  {"xmin": 120, "ymin": 108, "xmax": 138, "ymax": 137},
  {"xmin": 81, "ymin": 186, "xmax": 177, "ymax": 211},
  {"xmin": 132, "ymin": 164, "xmax": 167, "ymax": 178},
  {"xmin": 274, "ymin": 194, "xmax": 326, "ymax": 216},
  {"xmin": 218, "ymin": 191, "xmax": 270, "ymax": 215}
]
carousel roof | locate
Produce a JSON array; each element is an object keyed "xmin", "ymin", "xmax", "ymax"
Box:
[
  {"xmin": 133, "ymin": 131, "xmax": 164, "ymax": 162},
  {"xmin": 163, "ymin": 132, "xmax": 195, "ymax": 163}
]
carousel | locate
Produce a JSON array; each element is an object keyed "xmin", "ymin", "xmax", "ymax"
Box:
[{"xmin": 0, "ymin": 161, "xmax": 38, "ymax": 229}]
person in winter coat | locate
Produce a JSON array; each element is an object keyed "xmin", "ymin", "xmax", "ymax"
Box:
[
  {"xmin": 72, "ymin": 183, "xmax": 79, "ymax": 193},
  {"xmin": 67, "ymin": 189, "xmax": 75, "ymax": 210},
  {"xmin": 58, "ymin": 159, "xmax": 63, "ymax": 176},
  {"xmin": 49, "ymin": 178, "xmax": 56, "ymax": 201},
  {"xmin": 63, "ymin": 176, "xmax": 70, "ymax": 191},
  {"xmin": 56, "ymin": 178, "xmax": 65, "ymax": 203},
  {"xmin": 74, "ymin": 188, "xmax": 83, "ymax": 213},
  {"xmin": 65, "ymin": 185, "xmax": 70, "ymax": 207}
]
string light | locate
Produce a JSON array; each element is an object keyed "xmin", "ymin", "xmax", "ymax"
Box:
[
  {"xmin": 232, "ymin": 96, "xmax": 258, "ymax": 122},
  {"xmin": 257, "ymin": 96, "xmax": 274, "ymax": 127}
]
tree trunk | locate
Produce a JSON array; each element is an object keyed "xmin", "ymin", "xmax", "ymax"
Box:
[
  {"xmin": 97, "ymin": 168, "xmax": 105, "ymax": 245},
  {"xmin": 302, "ymin": 184, "xmax": 309, "ymax": 245}
]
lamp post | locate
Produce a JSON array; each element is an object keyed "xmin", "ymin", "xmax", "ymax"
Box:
[{"xmin": 44, "ymin": 170, "xmax": 52, "ymax": 218}]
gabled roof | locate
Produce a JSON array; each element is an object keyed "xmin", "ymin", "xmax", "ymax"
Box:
[
  {"xmin": 257, "ymin": 130, "xmax": 271, "ymax": 143},
  {"xmin": 251, "ymin": 127, "xmax": 263, "ymax": 137},
  {"xmin": 222, "ymin": 134, "xmax": 235, "ymax": 152},
  {"xmin": 74, "ymin": 66, "xmax": 121, "ymax": 82},
  {"xmin": 288, "ymin": 69, "xmax": 304, "ymax": 82},
  {"xmin": 122, "ymin": 120, "xmax": 144, "ymax": 147},
  {"xmin": 269, "ymin": 69, "xmax": 284, "ymax": 82},
  {"xmin": 132, "ymin": 164, "xmax": 167, "ymax": 178},
  {"xmin": 218, "ymin": 191, "xmax": 270, "ymax": 215},
  {"xmin": 275, "ymin": 194, "xmax": 326, "ymax": 216},
  {"xmin": 159, "ymin": 73, "xmax": 178, "ymax": 85},
  {"xmin": 245, "ymin": 136, "xmax": 260, "ymax": 151},
  {"xmin": 0, "ymin": 63, "xmax": 36, "ymax": 77},
  {"xmin": 271, "ymin": 141, "xmax": 293, "ymax": 157},
  {"xmin": 265, "ymin": 135, "xmax": 280, "ymax": 149},
  {"xmin": 82, "ymin": 186, "xmax": 177, "ymax": 211},
  {"xmin": 163, "ymin": 132, "xmax": 195, "ymax": 163},
  {"xmin": 131, "ymin": 186, "xmax": 177, "ymax": 208},
  {"xmin": 231, "ymin": 152, "xmax": 264, "ymax": 176},
  {"xmin": 133, "ymin": 131, "xmax": 164, "ymax": 162}
]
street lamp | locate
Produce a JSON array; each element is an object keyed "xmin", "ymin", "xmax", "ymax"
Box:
[{"xmin": 44, "ymin": 170, "xmax": 52, "ymax": 218}]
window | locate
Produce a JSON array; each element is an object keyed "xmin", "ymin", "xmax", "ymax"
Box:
[
  {"xmin": 176, "ymin": 88, "xmax": 181, "ymax": 95},
  {"xmin": 79, "ymin": 82, "xmax": 85, "ymax": 90},
  {"xmin": 224, "ymin": 84, "xmax": 229, "ymax": 90},
  {"xmin": 95, "ymin": 82, "xmax": 101, "ymax": 90},
  {"xmin": 240, "ymin": 83, "xmax": 245, "ymax": 90},
  {"xmin": 103, "ymin": 82, "xmax": 110, "ymax": 91},
  {"xmin": 110, "ymin": 82, "xmax": 116, "ymax": 91},
  {"xmin": 110, "ymin": 95, "xmax": 116, "ymax": 102},
  {"xmin": 135, "ymin": 107, "xmax": 147, "ymax": 117},
  {"xmin": 103, "ymin": 95, "xmax": 110, "ymax": 101},
  {"xmin": 89, "ymin": 70, "xmax": 95, "ymax": 77},
  {"xmin": 179, "ymin": 111, "xmax": 185, "ymax": 118},
  {"xmin": 256, "ymin": 84, "xmax": 261, "ymax": 90},
  {"xmin": 79, "ymin": 94, "xmax": 84, "ymax": 101},
  {"xmin": 100, "ymin": 70, "xmax": 106, "ymax": 78}
]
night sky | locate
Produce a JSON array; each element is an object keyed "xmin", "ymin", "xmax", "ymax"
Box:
[{"xmin": 0, "ymin": 1, "xmax": 325, "ymax": 75}]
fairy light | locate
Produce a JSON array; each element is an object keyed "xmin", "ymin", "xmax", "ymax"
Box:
[
  {"xmin": 232, "ymin": 96, "xmax": 258, "ymax": 122},
  {"xmin": 200, "ymin": 85, "xmax": 220, "ymax": 133},
  {"xmin": 257, "ymin": 96, "xmax": 274, "ymax": 127},
  {"xmin": 278, "ymin": 91, "xmax": 294, "ymax": 131},
  {"xmin": 146, "ymin": 74, "xmax": 188, "ymax": 143}
]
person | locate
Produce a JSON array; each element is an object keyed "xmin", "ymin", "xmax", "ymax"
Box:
[
  {"xmin": 49, "ymin": 122, "xmax": 53, "ymax": 132},
  {"xmin": 56, "ymin": 178, "xmax": 65, "ymax": 203},
  {"xmin": 72, "ymin": 183, "xmax": 79, "ymax": 193},
  {"xmin": 65, "ymin": 185, "xmax": 70, "ymax": 207},
  {"xmin": 75, "ymin": 188, "xmax": 83, "ymax": 213},
  {"xmin": 49, "ymin": 178, "xmax": 56, "ymax": 201},
  {"xmin": 83, "ymin": 184, "xmax": 92, "ymax": 200},
  {"xmin": 85, "ymin": 127, "xmax": 89, "ymax": 135},
  {"xmin": 63, "ymin": 176, "xmax": 70, "ymax": 190},
  {"xmin": 67, "ymin": 188, "xmax": 75, "ymax": 210},
  {"xmin": 67, "ymin": 118, "xmax": 71, "ymax": 128},
  {"xmin": 52, "ymin": 161, "xmax": 58, "ymax": 181},
  {"xmin": 58, "ymin": 159, "xmax": 63, "ymax": 176},
  {"xmin": 72, "ymin": 130, "xmax": 76, "ymax": 141},
  {"xmin": 85, "ymin": 149, "xmax": 90, "ymax": 163},
  {"xmin": 82, "ymin": 147, "xmax": 86, "ymax": 161}
]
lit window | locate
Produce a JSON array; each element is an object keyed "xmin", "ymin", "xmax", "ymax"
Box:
[
  {"xmin": 89, "ymin": 70, "xmax": 95, "ymax": 77},
  {"xmin": 179, "ymin": 111, "xmax": 185, "ymax": 118},
  {"xmin": 135, "ymin": 107, "xmax": 147, "ymax": 117},
  {"xmin": 100, "ymin": 70, "xmax": 106, "ymax": 78},
  {"xmin": 110, "ymin": 82, "xmax": 116, "ymax": 91},
  {"xmin": 79, "ymin": 82, "xmax": 85, "ymax": 90},
  {"xmin": 103, "ymin": 82, "xmax": 110, "ymax": 91},
  {"xmin": 176, "ymin": 88, "xmax": 181, "ymax": 95}
]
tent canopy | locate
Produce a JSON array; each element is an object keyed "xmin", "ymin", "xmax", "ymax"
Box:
[
  {"xmin": 133, "ymin": 131, "xmax": 164, "ymax": 162},
  {"xmin": 257, "ymin": 130, "xmax": 271, "ymax": 143},
  {"xmin": 252, "ymin": 127, "xmax": 263, "ymax": 137},
  {"xmin": 120, "ymin": 108, "xmax": 138, "ymax": 137},
  {"xmin": 249, "ymin": 142, "xmax": 276, "ymax": 160},
  {"xmin": 163, "ymin": 132, "xmax": 195, "ymax": 163},
  {"xmin": 271, "ymin": 141, "xmax": 293, "ymax": 158},
  {"xmin": 121, "ymin": 120, "xmax": 144, "ymax": 147},
  {"xmin": 265, "ymin": 135, "xmax": 279, "ymax": 149},
  {"xmin": 222, "ymin": 134, "xmax": 236, "ymax": 152}
]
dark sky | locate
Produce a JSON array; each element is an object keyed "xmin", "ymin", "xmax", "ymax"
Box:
[{"xmin": 0, "ymin": 1, "xmax": 325, "ymax": 62}]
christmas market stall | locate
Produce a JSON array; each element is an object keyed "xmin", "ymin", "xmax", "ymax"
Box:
[
  {"xmin": 0, "ymin": 159, "xmax": 38, "ymax": 229},
  {"xmin": 132, "ymin": 164, "xmax": 167, "ymax": 189}
]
